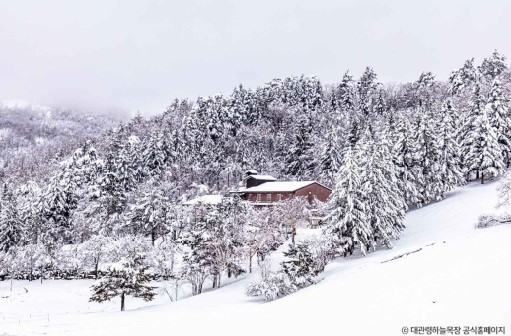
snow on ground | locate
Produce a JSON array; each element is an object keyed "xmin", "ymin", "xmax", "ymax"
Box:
[{"xmin": 2, "ymin": 180, "xmax": 510, "ymax": 335}]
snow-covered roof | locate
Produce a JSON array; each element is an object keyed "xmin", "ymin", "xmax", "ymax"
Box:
[
  {"xmin": 241, "ymin": 181, "xmax": 323, "ymax": 193},
  {"xmin": 183, "ymin": 194, "xmax": 224, "ymax": 205},
  {"xmin": 245, "ymin": 174, "xmax": 277, "ymax": 181}
]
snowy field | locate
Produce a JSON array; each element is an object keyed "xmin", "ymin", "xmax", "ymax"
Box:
[{"xmin": 1, "ymin": 180, "xmax": 510, "ymax": 335}]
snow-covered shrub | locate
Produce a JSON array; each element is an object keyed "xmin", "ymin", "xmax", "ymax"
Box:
[
  {"xmin": 8, "ymin": 243, "xmax": 50, "ymax": 281},
  {"xmin": 55, "ymin": 244, "xmax": 84, "ymax": 279},
  {"xmin": 246, "ymin": 261, "xmax": 296, "ymax": 301},
  {"xmin": 0, "ymin": 250, "xmax": 11, "ymax": 279},
  {"xmin": 305, "ymin": 236, "xmax": 336, "ymax": 272},
  {"xmin": 79, "ymin": 235, "xmax": 115, "ymax": 279},
  {"xmin": 475, "ymin": 213, "xmax": 511, "ymax": 228},
  {"xmin": 246, "ymin": 241, "xmax": 326, "ymax": 301},
  {"xmin": 150, "ymin": 238, "xmax": 181, "ymax": 280},
  {"xmin": 476, "ymin": 215, "xmax": 500, "ymax": 228}
]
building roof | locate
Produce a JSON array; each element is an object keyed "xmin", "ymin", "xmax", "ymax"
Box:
[
  {"xmin": 183, "ymin": 194, "xmax": 224, "ymax": 205},
  {"xmin": 241, "ymin": 181, "xmax": 329, "ymax": 193},
  {"xmin": 245, "ymin": 174, "xmax": 277, "ymax": 181}
]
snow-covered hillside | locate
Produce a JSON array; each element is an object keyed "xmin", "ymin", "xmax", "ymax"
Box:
[{"xmin": 1, "ymin": 179, "xmax": 509, "ymax": 336}]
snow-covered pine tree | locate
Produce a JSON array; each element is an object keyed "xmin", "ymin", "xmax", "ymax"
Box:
[
  {"xmin": 285, "ymin": 110, "xmax": 316, "ymax": 178},
  {"xmin": 16, "ymin": 182, "xmax": 42, "ymax": 244},
  {"xmin": 89, "ymin": 254, "xmax": 156, "ymax": 311},
  {"xmin": 357, "ymin": 67, "xmax": 378, "ymax": 117},
  {"xmin": 336, "ymin": 71, "xmax": 355, "ymax": 112},
  {"xmin": 449, "ymin": 58, "xmax": 477, "ymax": 95},
  {"xmin": 461, "ymin": 83, "xmax": 485, "ymax": 179},
  {"xmin": 40, "ymin": 166, "xmax": 79, "ymax": 243},
  {"xmin": 392, "ymin": 114, "xmax": 423, "ymax": 206},
  {"xmin": 436, "ymin": 100, "xmax": 465, "ymax": 195},
  {"xmin": 230, "ymin": 84, "xmax": 260, "ymax": 126},
  {"xmin": 414, "ymin": 71, "xmax": 437, "ymax": 109},
  {"xmin": 324, "ymin": 147, "xmax": 372, "ymax": 255},
  {"xmin": 413, "ymin": 109, "xmax": 443, "ymax": 204},
  {"xmin": 125, "ymin": 182, "xmax": 170, "ymax": 244},
  {"xmin": 373, "ymin": 89, "xmax": 388, "ymax": 116},
  {"xmin": 345, "ymin": 117, "xmax": 362, "ymax": 149},
  {"xmin": 357, "ymin": 128, "xmax": 406, "ymax": 248},
  {"xmin": 319, "ymin": 125, "xmax": 342, "ymax": 184},
  {"xmin": 479, "ymin": 50, "xmax": 508, "ymax": 81},
  {"xmin": 281, "ymin": 242, "xmax": 324, "ymax": 289},
  {"xmin": 486, "ymin": 78, "xmax": 511, "ymax": 167},
  {"xmin": 0, "ymin": 184, "xmax": 23, "ymax": 252},
  {"xmin": 464, "ymin": 103, "xmax": 504, "ymax": 184},
  {"xmin": 98, "ymin": 134, "xmax": 143, "ymax": 218},
  {"xmin": 142, "ymin": 131, "xmax": 169, "ymax": 178}
]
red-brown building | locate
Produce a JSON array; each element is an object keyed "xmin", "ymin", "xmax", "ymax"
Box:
[{"xmin": 235, "ymin": 171, "xmax": 332, "ymax": 205}]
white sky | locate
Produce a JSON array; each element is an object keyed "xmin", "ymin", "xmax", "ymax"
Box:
[{"xmin": 1, "ymin": 0, "xmax": 511, "ymax": 116}]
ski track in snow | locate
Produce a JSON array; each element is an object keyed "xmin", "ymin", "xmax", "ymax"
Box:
[{"xmin": 1, "ymin": 180, "xmax": 510, "ymax": 335}]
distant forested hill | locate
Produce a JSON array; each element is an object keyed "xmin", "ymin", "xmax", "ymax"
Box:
[{"xmin": 0, "ymin": 101, "xmax": 122, "ymax": 183}]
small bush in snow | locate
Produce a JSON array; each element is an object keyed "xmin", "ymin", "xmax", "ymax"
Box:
[
  {"xmin": 475, "ymin": 213, "xmax": 511, "ymax": 228},
  {"xmin": 246, "ymin": 241, "xmax": 327, "ymax": 301},
  {"xmin": 475, "ymin": 215, "xmax": 500, "ymax": 228},
  {"xmin": 246, "ymin": 261, "xmax": 295, "ymax": 301}
]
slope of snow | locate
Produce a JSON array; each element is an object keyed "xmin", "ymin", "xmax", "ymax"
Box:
[{"xmin": 2, "ymin": 180, "xmax": 510, "ymax": 335}]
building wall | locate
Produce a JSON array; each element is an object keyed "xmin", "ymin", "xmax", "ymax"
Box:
[
  {"xmin": 294, "ymin": 183, "xmax": 331, "ymax": 203},
  {"xmin": 245, "ymin": 191, "xmax": 295, "ymax": 203}
]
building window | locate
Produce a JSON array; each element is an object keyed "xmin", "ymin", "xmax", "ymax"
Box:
[
  {"xmin": 267, "ymin": 194, "xmax": 271, "ymax": 202},
  {"xmin": 277, "ymin": 194, "xmax": 283, "ymax": 201},
  {"xmin": 288, "ymin": 193, "xmax": 293, "ymax": 199},
  {"xmin": 257, "ymin": 194, "xmax": 261, "ymax": 202}
]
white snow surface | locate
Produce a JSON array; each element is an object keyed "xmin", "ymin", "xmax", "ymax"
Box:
[
  {"xmin": 182, "ymin": 194, "xmax": 224, "ymax": 205},
  {"xmin": 2, "ymin": 180, "xmax": 511, "ymax": 335},
  {"xmin": 245, "ymin": 174, "xmax": 277, "ymax": 181},
  {"xmin": 242, "ymin": 180, "xmax": 318, "ymax": 192}
]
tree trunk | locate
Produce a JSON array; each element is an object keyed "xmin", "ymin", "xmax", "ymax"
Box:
[
  {"xmin": 217, "ymin": 274, "xmax": 221, "ymax": 288},
  {"xmin": 291, "ymin": 227, "xmax": 296, "ymax": 245},
  {"xmin": 249, "ymin": 255, "xmax": 252, "ymax": 273},
  {"xmin": 94, "ymin": 259, "xmax": 99, "ymax": 280},
  {"xmin": 121, "ymin": 292, "xmax": 125, "ymax": 311},
  {"xmin": 175, "ymin": 279, "xmax": 179, "ymax": 301},
  {"xmin": 481, "ymin": 173, "xmax": 485, "ymax": 184},
  {"xmin": 476, "ymin": 171, "xmax": 480, "ymax": 180}
]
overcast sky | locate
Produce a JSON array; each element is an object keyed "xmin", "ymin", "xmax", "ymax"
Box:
[{"xmin": 1, "ymin": 0, "xmax": 511, "ymax": 116}]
